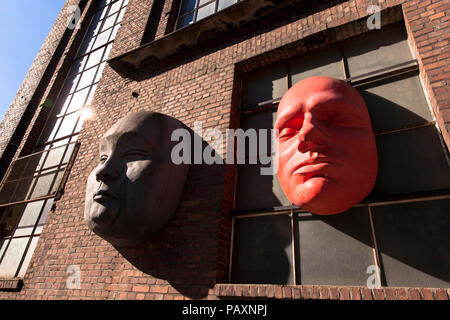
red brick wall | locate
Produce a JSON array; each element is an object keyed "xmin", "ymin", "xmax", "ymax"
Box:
[
  {"xmin": 109, "ymin": 0, "xmax": 154, "ymax": 56},
  {"xmin": 0, "ymin": 0, "xmax": 448, "ymax": 300},
  {"xmin": 403, "ymin": 0, "xmax": 450, "ymax": 148}
]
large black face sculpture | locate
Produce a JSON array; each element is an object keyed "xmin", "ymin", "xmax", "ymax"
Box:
[{"xmin": 84, "ymin": 111, "xmax": 190, "ymax": 247}]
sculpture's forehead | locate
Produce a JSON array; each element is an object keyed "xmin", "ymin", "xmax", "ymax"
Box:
[
  {"xmin": 101, "ymin": 129, "xmax": 149, "ymax": 146},
  {"xmin": 275, "ymin": 77, "xmax": 368, "ymax": 127},
  {"xmin": 281, "ymin": 77, "xmax": 361, "ymax": 109},
  {"xmin": 108, "ymin": 113, "xmax": 155, "ymax": 134},
  {"xmin": 99, "ymin": 120, "xmax": 160, "ymax": 152},
  {"xmin": 102, "ymin": 113, "xmax": 163, "ymax": 142}
]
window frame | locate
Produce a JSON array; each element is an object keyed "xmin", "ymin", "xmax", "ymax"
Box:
[
  {"xmin": 229, "ymin": 23, "xmax": 450, "ymax": 287},
  {"xmin": 175, "ymin": 0, "xmax": 243, "ymax": 30}
]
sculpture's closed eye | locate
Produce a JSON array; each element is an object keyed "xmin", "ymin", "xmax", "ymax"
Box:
[
  {"xmin": 279, "ymin": 127, "xmax": 299, "ymax": 141},
  {"xmin": 123, "ymin": 150, "xmax": 149, "ymax": 161}
]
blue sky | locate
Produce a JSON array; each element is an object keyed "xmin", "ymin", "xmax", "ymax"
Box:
[{"xmin": 0, "ymin": 0, "xmax": 65, "ymax": 123}]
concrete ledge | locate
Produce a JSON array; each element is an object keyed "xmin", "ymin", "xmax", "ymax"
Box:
[{"xmin": 107, "ymin": 0, "xmax": 301, "ymax": 77}]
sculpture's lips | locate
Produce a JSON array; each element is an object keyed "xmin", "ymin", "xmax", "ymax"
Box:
[
  {"xmin": 293, "ymin": 162, "xmax": 331, "ymax": 174},
  {"xmin": 93, "ymin": 190, "xmax": 117, "ymax": 201},
  {"xmin": 292, "ymin": 157, "xmax": 334, "ymax": 175}
]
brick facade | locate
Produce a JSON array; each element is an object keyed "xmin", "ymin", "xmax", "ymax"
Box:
[{"xmin": 0, "ymin": 0, "xmax": 448, "ymax": 300}]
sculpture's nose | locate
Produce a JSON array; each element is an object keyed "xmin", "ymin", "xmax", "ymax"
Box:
[
  {"xmin": 297, "ymin": 113, "xmax": 328, "ymax": 152},
  {"xmin": 95, "ymin": 157, "xmax": 119, "ymax": 182}
]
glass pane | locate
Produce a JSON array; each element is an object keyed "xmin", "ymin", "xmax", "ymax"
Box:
[
  {"xmin": 69, "ymin": 56, "xmax": 88, "ymax": 76},
  {"xmin": 10, "ymin": 176, "xmax": 35, "ymax": 202},
  {"xmin": 17, "ymin": 236, "xmax": 40, "ymax": 278},
  {"xmin": 179, "ymin": 0, "xmax": 196, "ymax": 15},
  {"xmin": 18, "ymin": 201, "xmax": 45, "ymax": 229},
  {"xmin": 11, "ymin": 152, "xmax": 42, "ymax": 180},
  {"xmin": 41, "ymin": 145, "xmax": 66, "ymax": 169},
  {"xmin": 290, "ymin": 45, "xmax": 344, "ymax": 85},
  {"xmin": 240, "ymin": 110, "xmax": 276, "ymax": 158},
  {"xmin": 177, "ymin": 13, "xmax": 194, "ymax": 29},
  {"xmin": 50, "ymin": 170, "xmax": 65, "ymax": 194},
  {"xmin": 14, "ymin": 201, "xmax": 45, "ymax": 237},
  {"xmin": 85, "ymin": 85, "xmax": 97, "ymax": 107},
  {"xmin": 109, "ymin": 0, "xmax": 123, "ymax": 16},
  {"xmin": 37, "ymin": 199, "xmax": 54, "ymax": 229},
  {"xmin": 70, "ymin": 74, "xmax": 81, "ymax": 94},
  {"xmin": 196, "ymin": 2, "xmax": 215, "ymax": 21},
  {"xmin": 295, "ymin": 207, "xmax": 374, "ymax": 285},
  {"xmin": 0, "ymin": 204, "xmax": 26, "ymax": 237},
  {"xmin": 60, "ymin": 75, "xmax": 80, "ymax": 97},
  {"xmin": 117, "ymin": 7, "xmax": 126, "ymax": 24},
  {"xmin": 236, "ymin": 162, "xmax": 290, "ymax": 210},
  {"xmin": 0, "ymin": 237, "xmax": 29, "ymax": 278},
  {"xmin": 0, "ymin": 181, "xmax": 16, "ymax": 204},
  {"xmin": 61, "ymin": 142, "xmax": 76, "ymax": 164},
  {"xmin": 29, "ymin": 170, "xmax": 57, "ymax": 199},
  {"xmin": 109, "ymin": 25, "xmax": 120, "ymax": 42},
  {"xmin": 95, "ymin": 63, "xmax": 106, "ymax": 83},
  {"xmin": 0, "ymin": 239, "xmax": 9, "ymax": 262},
  {"xmin": 85, "ymin": 47, "xmax": 105, "ymax": 69},
  {"xmin": 92, "ymin": 28, "xmax": 112, "ymax": 51},
  {"xmin": 371, "ymin": 126, "xmax": 450, "ymax": 198},
  {"xmin": 70, "ymin": 135, "xmax": 79, "ymax": 143},
  {"xmin": 102, "ymin": 43, "xmax": 113, "ymax": 62},
  {"xmin": 78, "ymin": 36, "xmax": 96, "ymax": 57},
  {"xmin": 58, "ymin": 94, "xmax": 74, "ymax": 116},
  {"xmin": 242, "ymin": 62, "xmax": 287, "ymax": 109},
  {"xmin": 66, "ymin": 87, "xmax": 90, "ymax": 114},
  {"xmin": 231, "ymin": 214, "xmax": 294, "ymax": 284},
  {"xmin": 345, "ymin": 23, "xmax": 413, "ymax": 77},
  {"xmin": 358, "ymin": 73, "xmax": 433, "ymax": 133},
  {"xmin": 101, "ymin": 12, "xmax": 118, "ymax": 32},
  {"xmin": 372, "ymin": 198, "xmax": 450, "ymax": 288},
  {"xmin": 77, "ymin": 67, "xmax": 97, "ymax": 90},
  {"xmin": 218, "ymin": 0, "xmax": 237, "ymax": 10},
  {"xmin": 40, "ymin": 118, "xmax": 61, "ymax": 143},
  {"xmin": 92, "ymin": 3, "xmax": 109, "ymax": 23},
  {"xmin": 54, "ymin": 112, "xmax": 80, "ymax": 139}
]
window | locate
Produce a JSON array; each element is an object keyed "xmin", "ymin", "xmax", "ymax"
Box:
[
  {"xmin": 175, "ymin": 0, "xmax": 242, "ymax": 30},
  {"xmin": 230, "ymin": 23, "xmax": 450, "ymax": 288},
  {"xmin": 0, "ymin": 0, "xmax": 128, "ymax": 279}
]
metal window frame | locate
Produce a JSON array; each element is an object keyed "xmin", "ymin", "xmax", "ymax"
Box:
[
  {"xmin": 229, "ymin": 192, "xmax": 450, "ymax": 285},
  {"xmin": 0, "ymin": 142, "xmax": 80, "ymax": 208},
  {"xmin": 0, "ymin": 194, "xmax": 52, "ymax": 279},
  {"xmin": 0, "ymin": 142, "xmax": 80, "ymax": 278},
  {"xmin": 175, "ymin": 0, "xmax": 242, "ymax": 30}
]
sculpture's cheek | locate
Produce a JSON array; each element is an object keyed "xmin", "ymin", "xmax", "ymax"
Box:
[
  {"xmin": 84, "ymin": 170, "xmax": 99, "ymax": 220},
  {"xmin": 125, "ymin": 160, "xmax": 154, "ymax": 182}
]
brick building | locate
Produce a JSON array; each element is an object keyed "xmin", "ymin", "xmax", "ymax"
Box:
[{"xmin": 0, "ymin": 0, "xmax": 449, "ymax": 300}]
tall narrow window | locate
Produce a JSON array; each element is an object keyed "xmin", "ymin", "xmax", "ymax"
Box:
[{"xmin": 0, "ymin": 0, "xmax": 129, "ymax": 279}]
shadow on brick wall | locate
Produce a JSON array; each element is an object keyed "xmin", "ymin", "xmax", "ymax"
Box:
[{"xmin": 115, "ymin": 129, "xmax": 226, "ymax": 299}]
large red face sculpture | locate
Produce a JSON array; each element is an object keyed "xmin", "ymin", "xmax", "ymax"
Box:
[{"xmin": 275, "ymin": 76, "xmax": 378, "ymax": 215}]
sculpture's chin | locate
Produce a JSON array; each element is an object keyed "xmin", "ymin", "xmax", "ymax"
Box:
[{"xmin": 288, "ymin": 178, "xmax": 357, "ymax": 215}]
